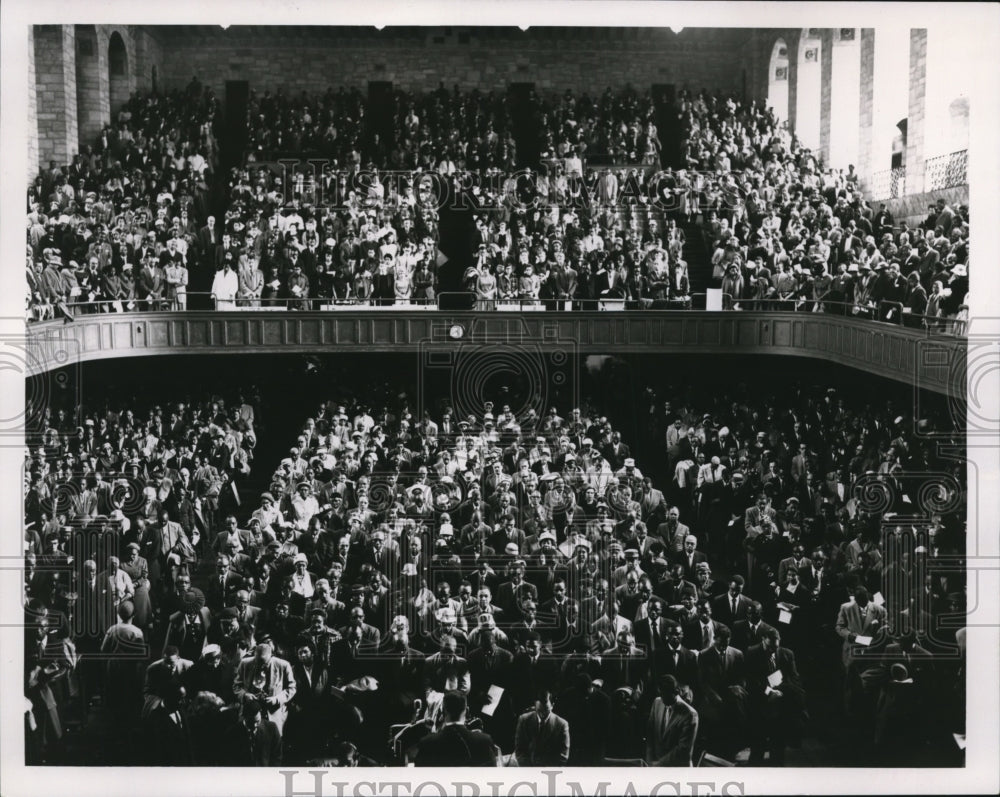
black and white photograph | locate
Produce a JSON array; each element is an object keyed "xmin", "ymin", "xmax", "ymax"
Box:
[{"xmin": 1, "ymin": 2, "xmax": 998, "ymax": 795}]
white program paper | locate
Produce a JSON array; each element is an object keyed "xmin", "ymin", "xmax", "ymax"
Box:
[
  {"xmin": 767, "ymin": 670, "xmax": 783, "ymax": 688},
  {"xmin": 855, "ymin": 635, "xmax": 873, "ymax": 646},
  {"xmin": 481, "ymin": 685, "xmax": 504, "ymax": 716}
]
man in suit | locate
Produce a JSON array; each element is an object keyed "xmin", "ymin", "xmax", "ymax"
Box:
[
  {"xmin": 142, "ymin": 646, "xmax": 193, "ymax": 718},
  {"xmin": 671, "ymin": 534, "xmax": 709, "ymax": 581},
  {"xmin": 223, "ymin": 699, "xmax": 282, "ymax": 766},
  {"xmin": 639, "ymin": 477, "xmax": 667, "ymax": 528},
  {"xmin": 645, "ymin": 675, "xmax": 699, "ymax": 766},
  {"xmin": 495, "ymin": 559, "xmax": 539, "ymax": 620},
  {"xmin": 633, "ymin": 597, "xmax": 669, "ymax": 660},
  {"xmin": 696, "ymin": 624, "xmax": 748, "ymax": 759},
  {"xmin": 513, "ymin": 688, "xmax": 570, "ymax": 766},
  {"xmin": 511, "ymin": 633, "xmax": 560, "ymax": 711},
  {"xmin": 711, "ymin": 575, "xmax": 753, "ymax": 627},
  {"xmin": 163, "ymin": 588, "xmax": 212, "ymax": 661},
  {"xmin": 232, "ymin": 589, "xmax": 262, "ymax": 632},
  {"xmin": 777, "ymin": 545, "xmax": 813, "ymax": 588},
  {"xmin": 233, "ymin": 641, "xmax": 297, "ymax": 737},
  {"xmin": 144, "ymin": 683, "xmax": 194, "ymax": 766},
  {"xmin": 659, "ymin": 620, "xmax": 699, "ymax": 695},
  {"xmin": 655, "ymin": 507, "xmax": 691, "ymax": 555},
  {"xmin": 414, "ymin": 691, "xmax": 497, "ymax": 766},
  {"xmin": 684, "ymin": 599, "xmax": 724, "ymax": 652},
  {"xmin": 835, "ymin": 587, "xmax": 888, "ymax": 667},
  {"xmin": 745, "ymin": 628, "xmax": 804, "ymax": 766},
  {"xmin": 601, "ymin": 432, "xmax": 631, "ymax": 471},
  {"xmin": 731, "ymin": 601, "xmax": 774, "ymax": 652},
  {"xmin": 339, "ymin": 604, "xmax": 382, "ymax": 647}
]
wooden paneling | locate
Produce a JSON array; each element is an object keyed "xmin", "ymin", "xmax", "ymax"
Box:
[{"xmin": 25, "ymin": 311, "xmax": 966, "ymax": 396}]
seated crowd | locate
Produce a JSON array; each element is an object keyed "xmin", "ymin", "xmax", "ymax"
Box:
[
  {"xmin": 26, "ymin": 78, "xmax": 221, "ymax": 320},
  {"xmin": 462, "ymin": 202, "xmax": 691, "ymax": 307},
  {"xmin": 26, "ymin": 80, "xmax": 969, "ymax": 330},
  {"xmin": 216, "ymin": 166, "xmax": 442, "ymax": 306},
  {"xmin": 538, "ymin": 86, "xmax": 662, "ymax": 167},
  {"xmin": 246, "ymin": 84, "xmax": 518, "ymax": 173},
  {"xmin": 24, "ymin": 379, "xmax": 965, "ymax": 767},
  {"xmin": 679, "ymin": 90, "xmax": 970, "ymax": 329}
]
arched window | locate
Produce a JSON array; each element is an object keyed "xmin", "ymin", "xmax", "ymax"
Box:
[{"xmin": 108, "ymin": 31, "xmax": 129, "ymax": 113}]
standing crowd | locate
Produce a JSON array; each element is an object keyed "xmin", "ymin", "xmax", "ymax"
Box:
[{"xmin": 24, "ymin": 374, "xmax": 965, "ymax": 767}]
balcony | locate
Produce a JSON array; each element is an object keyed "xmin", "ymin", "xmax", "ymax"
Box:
[{"xmin": 25, "ymin": 309, "xmax": 965, "ymax": 397}]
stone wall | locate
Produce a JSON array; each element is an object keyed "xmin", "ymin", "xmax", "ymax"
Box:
[
  {"xmin": 155, "ymin": 27, "xmax": 749, "ymax": 98},
  {"xmin": 881, "ymin": 184, "xmax": 968, "ymax": 230},
  {"xmin": 28, "ymin": 28, "xmax": 39, "ymax": 182},
  {"xmin": 34, "ymin": 25, "xmax": 78, "ymax": 171}
]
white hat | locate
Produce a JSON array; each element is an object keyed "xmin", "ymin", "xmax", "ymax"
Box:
[
  {"xmin": 439, "ymin": 522, "xmax": 454, "ymax": 537},
  {"xmin": 293, "ymin": 552, "xmax": 308, "ymax": 564},
  {"xmin": 624, "ymin": 458, "xmax": 636, "ymax": 467}
]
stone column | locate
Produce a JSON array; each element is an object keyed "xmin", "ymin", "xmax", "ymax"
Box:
[
  {"xmin": 819, "ymin": 29, "xmax": 834, "ymax": 165},
  {"xmin": 857, "ymin": 29, "xmax": 876, "ymax": 190},
  {"xmin": 904, "ymin": 29, "xmax": 928, "ymax": 195},
  {"xmin": 33, "ymin": 25, "xmax": 78, "ymax": 171}
]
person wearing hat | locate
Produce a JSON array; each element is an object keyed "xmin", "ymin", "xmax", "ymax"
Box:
[
  {"xmin": 183, "ymin": 642, "xmax": 227, "ymax": 703},
  {"xmin": 163, "ymin": 587, "xmax": 211, "ymax": 662},
  {"xmin": 120, "ymin": 541, "xmax": 152, "ymax": 630},
  {"xmin": 290, "ymin": 552, "xmax": 316, "ymax": 599}
]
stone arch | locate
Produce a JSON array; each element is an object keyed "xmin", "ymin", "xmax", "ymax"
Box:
[
  {"xmin": 75, "ymin": 25, "xmax": 108, "ymax": 147},
  {"xmin": 766, "ymin": 37, "xmax": 790, "ymax": 123},
  {"xmin": 107, "ymin": 30, "xmax": 130, "ymax": 115}
]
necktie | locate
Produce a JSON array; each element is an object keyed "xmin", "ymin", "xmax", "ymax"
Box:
[
  {"xmin": 732, "ymin": 597, "xmax": 737, "ymax": 617},
  {"xmin": 703, "ymin": 623, "xmax": 710, "ymax": 649},
  {"xmin": 769, "ymin": 653, "xmax": 777, "ymax": 673}
]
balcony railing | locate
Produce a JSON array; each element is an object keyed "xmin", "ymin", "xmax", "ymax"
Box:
[
  {"xmin": 924, "ymin": 149, "xmax": 968, "ymax": 192},
  {"xmin": 869, "ymin": 166, "xmax": 906, "ymax": 200}
]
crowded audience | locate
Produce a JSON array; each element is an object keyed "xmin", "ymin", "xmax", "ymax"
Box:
[
  {"xmin": 538, "ymin": 87, "xmax": 661, "ymax": 167},
  {"xmin": 28, "ymin": 81, "xmax": 968, "ymax": 330},
  {"xmin": 24, "ymin": 371, "xmax": 965, "ymax": 767},
  {"xmin": 678, "ymin": 90, "xmax": 970, "ymax": 330},
  {"xmin": 27, "ymin": 78, "xmax": 221, "ymax": 320}
]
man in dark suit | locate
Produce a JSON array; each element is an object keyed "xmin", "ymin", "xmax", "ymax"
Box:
[
  {"xmin": 645, "ymin": 675, "xmax": 699, "ymax": 766},
  {"xmin": 495, "ymin": 560, "xmax": 539, "ymax": 620},
  {"xmin": 414, "ymin": 691, "xmax": 497, "ymax": 766},
  {"xmin": 696, "ymin": 624, "xmax": 748, "ymax": 758},
  {"xmin": 144, "ymin": 683, "xmax": 194, "ymax": 765},
  {"xmin": 684, "ymin": 599, "xmax": 724, "ymax": 652},
  {"xmin": 223, "ymin": 699, "xmax": 282, "ymax": 766},
  {"xmin": 633, "ymin": 597, "xmax": 669, "ymax": 661},
  {"xmin": 731, "ymin": 601, "xmax": 774, "ymax": 653},
  {"xmin": 671, "ymin": 534, "xmax": 709, "ymax": 581},
  {"xmin": 510, "ymin": 633, "xmax": 559, "ymax": 713},
  {"xmin": 712, "ymin": 575, "xmax": 752, "ymax": 628},
  {"xmin": 513, "ymin": 688, "xmax": 570, "ymax": 766},
  {"xmin": 555, "ymin": 672, "xmax": 612, "ymax": 765},
  {"xmin": 601, "ymin": 432, "xmax": 631, "ymax": 471},
  {"xmin": 658, "ymin": 620, "xmax": 699, "ymax": 695},
  {"xmin": 745, "ymin": 628, "xmax": 804, "ymax": 766}
]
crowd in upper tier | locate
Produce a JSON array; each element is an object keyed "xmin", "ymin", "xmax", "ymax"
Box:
[
  {"xmin": 678, "ymin": 90, "xmax": 969, "ymax": 330},
  {"xmin": 26, "ymin": 81, "xmax": 968, "ymax": 331}
]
